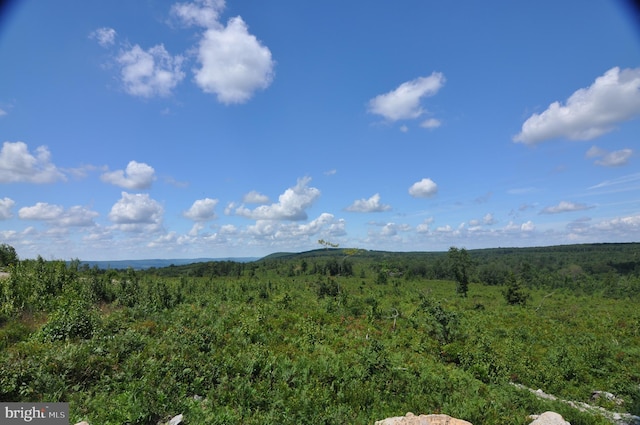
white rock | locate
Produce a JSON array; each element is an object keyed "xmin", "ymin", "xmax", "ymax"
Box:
[
  {"xmin": 168, "ymin": 414, "xmax": 183, "ymax": 425},
  {"xmin": 528, "ymin": 411, "xmax": 570, "ymax": 425}
]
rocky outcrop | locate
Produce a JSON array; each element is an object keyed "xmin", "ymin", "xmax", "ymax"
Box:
[
  {"xmin": 528, "ymin": 412, "xmax": 570, "ymax": 425},
  {"xmin": 375, "ymin": 412, "xmax": 472, "ymax": 425}
]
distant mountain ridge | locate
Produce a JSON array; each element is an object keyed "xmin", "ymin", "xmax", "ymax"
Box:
[{"xmin": 80, "ymin": 257, "xmax": 259, "ymax": 270}]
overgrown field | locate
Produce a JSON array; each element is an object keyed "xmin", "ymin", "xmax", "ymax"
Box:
[{"xmin": 1, "ymin": 246, "xmax": 639, "ymax": 424}]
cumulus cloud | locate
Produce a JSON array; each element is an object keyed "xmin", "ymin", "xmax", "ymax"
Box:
[
  {"xmin": 101, "ymin": 160, "xmax": 156, "ymax": 190},
  {"xmin": 234, "ymin": 177, "xmax": 320, "ymax": 221},
  {"xmin": 243, "ymin": 190, "xmax": 269, "ymax": 204},
  {"xmin": 469, "ymin": 213, "xmax": 496, "ymax": 227},
  {"xmin": 247, "ymin": 213, "xmax": 345, "ymax": 242},
  {"xmin": 171, "ymin": 0, "xmax": 225, "ymax": 28},
  {"xmin": 194, "ymin": 16, "xmax": 275, "ymax": 104},
  {"xmin": 540, "ymin": 201, "xmax": 592, "ymax": 214},
  {"xmin": 18, "ymin": 203, "xmax": 98, "ymax": 227},
  {"xmin": 345, "ymin": 193, "xmax": 391, "ymax": 213},
  {"xmin": 416, "ymin": 217, "xmax": 434, "ymax": 233},
  {"xmin": 586, "ymin": 146, "xmax": 633, "ymax": 167},
  {"xmin": 514, "ymin": 67, "xmax": 640, "ymax": 144},
  {"xmin": 368, "ymin": 72, "xmax": 445, "ymax": 121},
  {"xmin": 108, "ymin": 192, "xmax": 164, "ymax": 232},
  {"xmin": 93, "ymin": 0, "xmax": 273, "ymax": 104},
  {"xmin": 90, "ymin": 27, "xmax": 117, "ymax": 47},
  {"xmin": 521, "ymin": 221, "xmax": 535, "ymax": 232},
  {"xmin": 0, "ymin": 141, "xmax": 66, "ymax": 183},
  {"xmin": 0, "ymin": 198, "xmax": 15, "ymax": 220},
  {"xmin": 183, "ymin": 198, "xmax": 218, "ymax": 221},
  {"xmin": 117, "ymin": 44, "xmax": 185, "ymax": 98},
  {"xmin": 483, "ymin": 213, "xmax": 496, "ymax": 225},
  {"xmin": 408, "ymin": 178, "xmax": 438, "ymax": 198}
]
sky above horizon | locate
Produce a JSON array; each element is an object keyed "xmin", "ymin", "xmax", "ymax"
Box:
[{"xmin": 1, "ymin": 0, "xmax": 639, "ymax": 260}]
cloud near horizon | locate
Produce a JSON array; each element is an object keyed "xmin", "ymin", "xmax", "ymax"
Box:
[
  {"xmin": 514, "ymin": 67, "xmax": 640, "ymax": 144},
  {"xmin": 234, "ymin": 177, "xmax": 320, "ymax": 221},
  {"xmin": 108, "ymin": 192, "xmax": 164, "ymax": 232}
]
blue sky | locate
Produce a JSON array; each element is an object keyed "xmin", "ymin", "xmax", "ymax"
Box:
[{"xmin": 1, "ymin": 0, "xmax": 639, "ymax": 260}]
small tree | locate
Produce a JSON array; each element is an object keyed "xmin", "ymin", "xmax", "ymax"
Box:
[
  {"xmin": 448, "ymin": 246, "xmax": 471, "ymax": 297},
  {"xmin": 503, "ymin": 272, "xmax": 529, "ymax": 306},
  {"xmin": 0, "ymin": 244, "xmax": 18, "ymax": 268}
]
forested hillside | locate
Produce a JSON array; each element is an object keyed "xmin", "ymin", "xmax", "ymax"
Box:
[{"xmin": 0, "ymin": 243, "xmax": 639, "ymax": 424}]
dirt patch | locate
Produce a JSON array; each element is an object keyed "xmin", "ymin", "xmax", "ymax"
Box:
[{"xmin": 0, "ymin": 272, "xmax": 9, "ymax": 279}]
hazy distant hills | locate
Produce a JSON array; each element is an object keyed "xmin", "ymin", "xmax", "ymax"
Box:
[{"xmin": 80, "ymin": 257, "xmax": 260, "ymax": 270}]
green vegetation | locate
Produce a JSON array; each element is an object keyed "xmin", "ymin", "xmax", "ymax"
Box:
[{"xmin": 1, "ymin": 243, "xmax": 639, "ymax": 424}]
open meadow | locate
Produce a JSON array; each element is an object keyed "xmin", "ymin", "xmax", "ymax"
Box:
[{"xmin": 1, "ymin": 244, "xmax": 639, "ymax": 424}]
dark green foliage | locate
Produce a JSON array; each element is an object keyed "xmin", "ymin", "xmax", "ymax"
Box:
[
  {"xmin": 503, "ymin": 273, "xmax": 529, "ymax": 306},
  {"xmin": 0, "ymin": 246, "xmax": 637, "ymax": 424},
  {"xmin": 448, "ymin": 246, "xmax": 472, "ymax": 297},
  {"xmin": 0, "ymin": 243, "xmax": 18, "ymax": 267}
]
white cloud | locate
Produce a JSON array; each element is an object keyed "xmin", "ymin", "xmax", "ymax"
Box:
[
  {"xmin": 345, "ymin": 193, "xmax": 391, "ymax": 213},
  {"xmin": 0, "ymin": 198, "xmax": 15, "ymax": 220},
  {"xmin": 18, "ymin": 203, "xmax": 61, "ymax": 221},
  {"xmin": 483, "ymin": 213, "xmax": 495, "ymax": 225},
  {"xmin": 0, "ymin": 141, "xmax": 66, "ymax": 184},
  {"xmin": 18, "ymin": 203, "xmax": 98, "ymax": 227},
  {"xmin": 521, "ymin": 221, "xmax": 535, "ymax": 232},
  {"xmin": 368, "ymin": 72, "xmax": 445, "ymax": 121},
  {"xmin": 435, "ymin": 224, "xmax": 453, "ymax": 233},
  {"xmin": 101, "ymin": 160, "xmax": 156, "ymax": 190},
  {"xmin": 0, "ymin": 109, "xmax": 7, "ymax": 117},
  {"xmin": 108, "ymin": 192, "xmax": 164, "ymax": 232},
  {"xmin": 420, "ymin": 118, "xmax": 442, "ymax": 129},
  {"xmin": 117, "ymin": 44, "xmax": 185, "ymax": 98},
  {"xmin": 234, "ymin": 177, "xmax": 320, "ymax": 221},
  {"xmin": 540, "ymin": 201, "xmax": 592, "ymax": 214},
  {"xmin": 514, "ymin": 67, "xmax": 640, "ymax": 144},
  {"xmin": 243, "ymin": 190, "xmax": 269, "ymax": 204},
  {"xmin": 183, "ymin": 198, "xmax": 218, "ymax": 221},
  {"xmin": 596, "ymin": 149, "xmax": 633, "ymax": 167},
  {"xmin": 586, "ymin": 146, "xmax": 633, "ymax": 167},
  {"xmin": 408, "ymin": 178, "xmax": 438, "ymax": 198},
  {"xmin": 89, "ymin": 27, "xmax": 117, "ymax": 47},
  {"xmin": 594, "ymin": 214, "xmax": 640, "ymax": 232},
  {"xmin": 194, "ymin": 16, "xmax": 275, "ymax": 104},
  {"xmin": 416, "ymin": 217, "xmax": 434, "ymax": 233},
  {"xmin": 171, "ymin": 0, "xmax": 225, "ymax": 28},
  {"xmin": 247, "ymin": 213, "xmax": 345, "ymax": 242}
]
